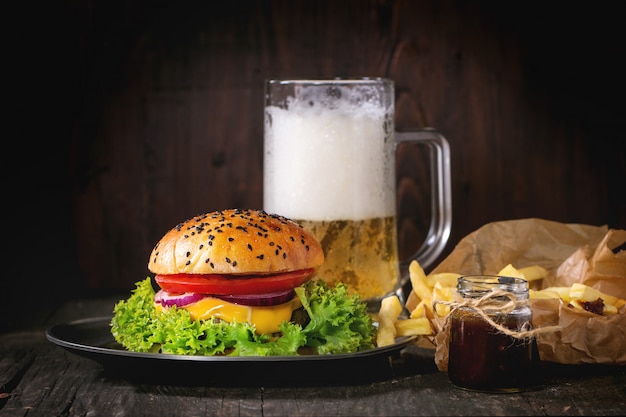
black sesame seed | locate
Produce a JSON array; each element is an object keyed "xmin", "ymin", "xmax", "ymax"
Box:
[
  {"xmin": 210, "ymin": 262, "xmax": 215, "ymax": 269},
  {"xmin": 185, "ymin": 260, "xmax": 191, "ymax": 266},
  {"xmin": 247, "ymin": 243, "xmax": 252, "ymax": 251},
  {"xmin": 232, "ymin": 261, "xmax": 237, "ymax": 267},
  {"xmin": 199, "ymin": 244, "xmax": 204, "ymax": 249},
  {"xmin": 290, "ymin": 236, "xmax": 295, "ymax": 242},
  {"xmin": 257, "ymin": 254, "xmax": 264, "ymax": 260},
  {"xmin": 282, "ymin": 253, "xmax": 287, "ymax": 259},
  {"xmin": 186, "ymin": 251, "xmax": 190, "ymax": 257},
  {"xmin": 228, "ymin": 237, "xmax": 234, "ymax": 242},
  {"xmin": 226, "ymin": 257, "xmax": 231, "ymax": 263}
]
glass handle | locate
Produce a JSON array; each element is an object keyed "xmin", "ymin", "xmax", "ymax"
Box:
[{"xmin": 395, "ymin": 128, "xmax": 452, "ymax": 271}]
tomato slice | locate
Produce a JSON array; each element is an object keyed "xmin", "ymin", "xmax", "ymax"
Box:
[{"xmin": 154, "ymin": 268, "xmax": 315, "ymax": 295}]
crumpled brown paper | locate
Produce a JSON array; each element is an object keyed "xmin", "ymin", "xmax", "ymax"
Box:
[{"xmin": 408, "ymin": 218, "xmax": 626, "ymax": 368}]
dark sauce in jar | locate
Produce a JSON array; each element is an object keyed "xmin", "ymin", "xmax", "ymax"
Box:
[{"xmin": 447, "ymin": 276, "xmax": 537, "ymax": 393}]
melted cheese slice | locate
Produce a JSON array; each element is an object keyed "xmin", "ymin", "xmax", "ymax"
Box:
[{"xmin": 157, "ymin": 296, "xmax": 302, "ymax": 334}]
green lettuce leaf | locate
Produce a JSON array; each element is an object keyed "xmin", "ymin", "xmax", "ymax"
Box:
[
  {"xmin": 111, "ymin": 277, "xmax": 376, "ymax": 356},
  {"xmin": 296, "ymin": 280, "xmax": 376, "ymax": 354}
]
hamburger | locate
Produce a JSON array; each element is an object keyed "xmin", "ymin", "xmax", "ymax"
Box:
[{"xmin": 111, "ymin": 209, "xmax": 376, "ymax": 356}]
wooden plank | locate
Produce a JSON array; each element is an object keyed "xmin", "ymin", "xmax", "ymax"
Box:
[{"xmin": 1, "ymin": 327, "xmax": 625, "ymax": 416}]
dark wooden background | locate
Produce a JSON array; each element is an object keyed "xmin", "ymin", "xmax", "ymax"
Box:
[{"xmin": 5, "ymin": 0, "xmax": 624, "ymax": 331}]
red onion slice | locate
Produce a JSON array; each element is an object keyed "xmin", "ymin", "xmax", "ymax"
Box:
[
  {"xmin": 154, "ymin": 290, "xmax": 206, "ymax": 307},
  {"xmin": 216, "ymin": 289, "xmax": 295, "ymax": 306}
]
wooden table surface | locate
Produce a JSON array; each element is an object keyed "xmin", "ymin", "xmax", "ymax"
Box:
[{"xmin": 1, "ymin": 295, "xmax": 624, "ymax": 417}]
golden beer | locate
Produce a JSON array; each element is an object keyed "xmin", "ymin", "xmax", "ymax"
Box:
[
  {"xmin": 264, "ymin": 79, "xmax": 452, "ymax": 308},
  {"xmin": 295, "ymin": 216, "xmax": 401, "ymax": 301}
]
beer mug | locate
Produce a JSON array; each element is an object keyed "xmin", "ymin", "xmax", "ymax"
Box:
[{"xmin": 263, "ymin": 78, "xmax": 451, "ymax": 309}]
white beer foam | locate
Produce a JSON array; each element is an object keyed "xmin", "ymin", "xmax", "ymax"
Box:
[{"xmin": 264, "ymin": 91, "xmax": 395, "ymax": 221}]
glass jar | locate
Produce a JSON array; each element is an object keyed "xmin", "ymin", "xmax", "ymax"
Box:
[{"xmin": 447, "ymin": 275, "xmax": 536, "ymax": 393}]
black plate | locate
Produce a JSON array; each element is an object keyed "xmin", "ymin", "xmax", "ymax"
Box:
[{"xmin": 46, "ymin": 316, "xmax": 419, "ymax": 386}]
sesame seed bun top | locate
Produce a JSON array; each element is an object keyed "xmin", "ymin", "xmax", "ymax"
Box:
[{"xmin": 148, "ymin": 209, "xmax": 324, "ymax": 275}]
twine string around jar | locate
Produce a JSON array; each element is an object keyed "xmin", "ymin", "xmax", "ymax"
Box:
[{"xmin": 433, "ymin": 289, "xmax": 562, "ymax": 340}]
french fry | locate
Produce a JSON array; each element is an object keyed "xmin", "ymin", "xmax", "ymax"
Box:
[
  {"xmin": 426, "ymin": 272, "xmax": 461, "ymax": 288},
  {"xmin": 404, "ymin": 261, "xmax": 457, "ymax": 335},
  {"xmin": 376, "ymin": 295, "xmax": 403, "ymax": 347},
  {"xmin": 498, "ymin": 263, "xmax": 548, "ymax": 283},
  {"xmin": 518, "ymin": 265, "xmax": 548, "ymax": 281},
  {"xmin": 568, "ymin": 283, "xmax": 623, "ymax": 316},
  {"xmin": 409, "ymin": 298, "xmax": 428, "ymax": 318},
  {"xmin": 497, "ymin": 264, "xmax": 525, "ymax": 279},
  {"xmin": 394, "ymin": 317, "xmax": 432, "ymax": 336},
  {"xmin": 409, "ymin": 260, "xmax": 432, "ymax": 301},
  {"xmin": 569, "ymin": 283, "xmax": 618, "ymax": 306},
  {"xmin": 432, "ymin": 281, "xmax": 454, "ymax": 317},
  {"xmin": 537, "ymin": 286, "xmax": 572, "ymax": 303}
]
